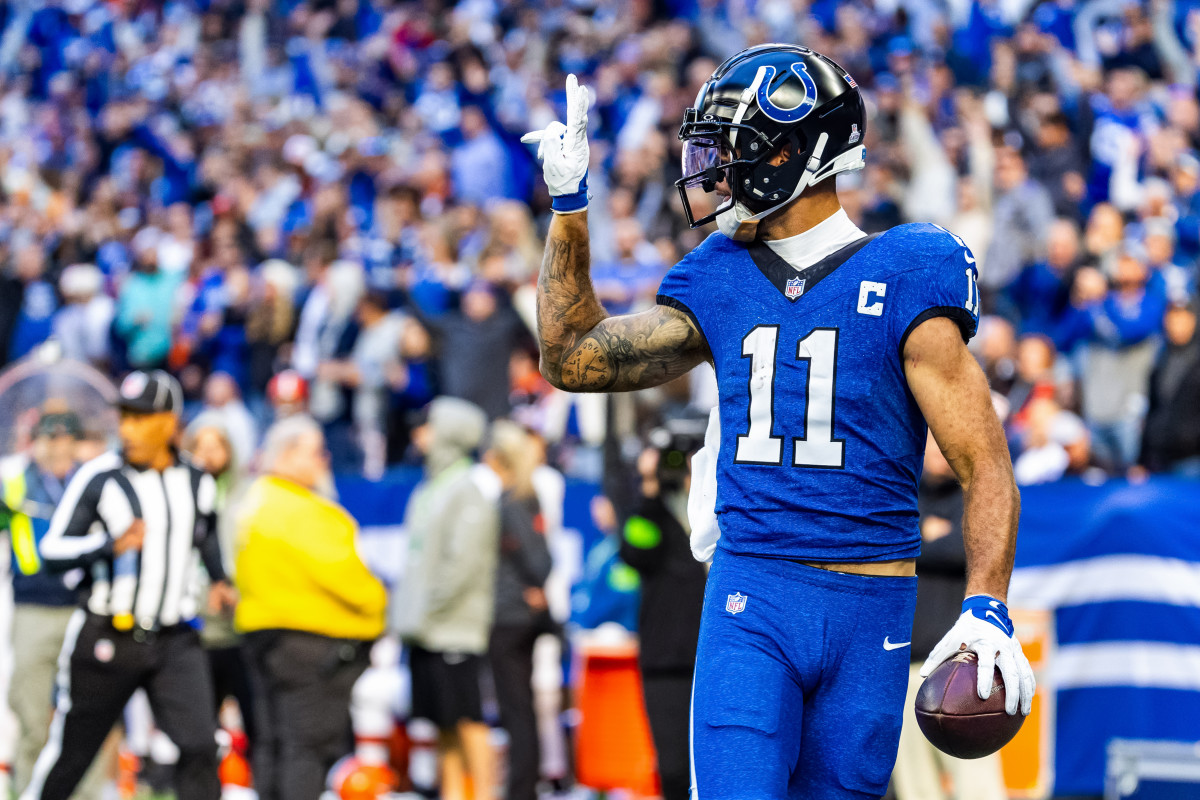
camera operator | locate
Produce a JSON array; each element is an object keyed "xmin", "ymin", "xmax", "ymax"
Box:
[{"xmin": 617, "ymin": 423, "xmax": 707, "ymax": 800}]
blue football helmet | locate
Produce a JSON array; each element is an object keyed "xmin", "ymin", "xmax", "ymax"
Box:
[{"xmin": 676, "ymin": 44, "xmax": 867, "ymax": 231}]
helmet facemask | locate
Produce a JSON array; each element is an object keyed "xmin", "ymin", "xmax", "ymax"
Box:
[
  {"xmin": 678, "ymin": 124, "xmax": 833, "ymax": 241},
  {"xmin": 676, "ymin": 110, "xmax": 777, "ymax": 228}
]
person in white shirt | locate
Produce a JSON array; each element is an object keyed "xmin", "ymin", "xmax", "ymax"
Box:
[{"xmin": 52, "ymin": 264, "xmax": 113, "ymax": 368}]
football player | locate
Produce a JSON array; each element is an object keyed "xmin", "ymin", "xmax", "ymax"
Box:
[{"xmin": 523, "ymin": 44, "xmax": 1035, "ymax": 799}]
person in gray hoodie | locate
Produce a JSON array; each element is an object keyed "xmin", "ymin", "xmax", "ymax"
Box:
[
  {"xmin": 484, "ymin": 420, "xmax": 553, "ymax": 800},
  {"xmin": 392, "ymin": 397, "xmax": 499, "ymax": 800}
]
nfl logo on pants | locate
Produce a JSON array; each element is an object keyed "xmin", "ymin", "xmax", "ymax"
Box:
[{"xmin": 726, "ymin": 592, "xmax": 747, "ymax": 614}]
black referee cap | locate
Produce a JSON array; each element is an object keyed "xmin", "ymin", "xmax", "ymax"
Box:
[{"xmin": 116, "ymin": 370, "xmax": 183, "ymax": 415}]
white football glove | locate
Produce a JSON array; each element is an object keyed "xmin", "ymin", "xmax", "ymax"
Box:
[
  {"xmin": 521, "ymin": 74, "xmax": 591, "ymax": 213},
  {"xmin": 920, "ymin": 595, "xmax": 1035, "ymax": 716}
]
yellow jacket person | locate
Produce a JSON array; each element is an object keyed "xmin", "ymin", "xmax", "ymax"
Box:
[{"xmin": 234, "ymin": 415, "xmax": 384, "ymax": 800}]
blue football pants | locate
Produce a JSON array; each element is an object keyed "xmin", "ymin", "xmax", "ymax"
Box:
[{"xmin": 690, "ymin": 550, "xmax": 918, "ymax": 800}]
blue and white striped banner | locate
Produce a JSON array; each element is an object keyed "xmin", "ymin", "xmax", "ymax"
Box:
[{"xmin": 1011, "ymin": 477, "xmax": 1200, "ymax": 797}]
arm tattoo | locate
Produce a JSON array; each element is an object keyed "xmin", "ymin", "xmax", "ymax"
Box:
[
  {"xmin": 536, "ymin": 212, "xmax": 709, "ymax": 393},
  {"xmin": 559, "ymin": 310, "xmax": 706, "ymax": 391}
]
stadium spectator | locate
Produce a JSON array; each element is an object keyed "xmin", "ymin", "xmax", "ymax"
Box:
[
  {"xmin": 4, "ymin": 245, "xmax": 57, "ymax": 365},
  {"xmin": 294, "ymin": 258, "xmax": 364, "ymax": 420},
  {"xmin": 315, "ymin": 289, "xmax": 405, "ymax": 478},
  {"xmin": 982, "ymin": 146, "xmax": 1055, "ymax": 298},
  {"xmin": 199, "ymin": 372, "xmax": 259, "ymax": 468},
  {"xmin": 391, "ymin": 397, "xmax": 498, "ymax": 800},
  {"xmin": 244, "ymin": 259, "xmax": 300, "ymax": 407},
  {"xmin": 185, "ymin": 262, "xmax": 253, "ymax": 390},
  {"xmin": 451, "ymin": 106, "xmax": 518, "ymax": 206},
  {"xmin": 895, "ymin": 80, "xmax": 957, "ymax": 229},
  {"xmin": 892, "ymin": 433, "xmax": 1007, "ymax": 800},
  {"xmin": 1005, "ymin": 334, "xmax": 1060, "ymax": 438},
  {"xmin": 479, "ymin": 201, "xmax": 543, "ymax": 288},
  {"xmin": 1009, "ymin": 219, "xmax": 1081, "ymax": 335},
  {"xmin": 591, "ymin": 218, "xmax": 665, "ymax": 315},
  {"xmin": 1027, "ymin": 111, "xmax": 1088, "ymax": 223},
  {"xmin": 1, "ymin": 409, "xmax": 107, "ymax": 799},
  {"xmin": 112, "ymin": 232, "xmax": 183, "ymax": 371},
  {"xmin": 617, "ymin": 436, "xmax": 706, "ymax": 800},
  {"xmin": 1140, "ymin": 299, "xmax": 1200, "ymax": 475},
  {"xmin": 181, "ymin": 414, "xmax": 257, "ymax": 751},
  {"xmin": 52, "ymin": 263, "xmax": 113, "ymax": 369},
  {"xmin": 1083, "ymin": 203, "xmax": 1127, "ymax": 275},
  {"xmin": 1143, "ymin": 216, "xmax": 1193, "ymax": 301},
  {"xmin": 235, "ymin": 415, "xmax": 386, "ymax": 800},
  {"xmin": 416, "ymin": 280, "xmax": 531, "ymax": 420},
  {"xmin": 266, "ymin": 369, "xmax": 310, "ymax": 422},
  {"xmin": 1058, "ymin": 248, "xmax": 1167, "ymax": 470},
  {"xmin": 385, "ymin": 316, "xmax": 438, "ymax": 461},
  {"xmin": 484, "ymin": 420, "xmax": 553, "ymax": 800},
  {"xmin": 297, "ymin": 259, "xmax": 366, "ymax": 470},
  {"xmin": 570, "ymin": 494, "xmax": 640, "ymax": 633},
  {"xmin": 1173, "ymin": 154, "xmax": 1200, "ymax": 262},
  {"xmin": 975, "ymin": 316, "xmax": 1019, "ymax": 398},
  {"xmin": 1014, "ymin": 398, "xmax": 1092, "ymax": 486}
]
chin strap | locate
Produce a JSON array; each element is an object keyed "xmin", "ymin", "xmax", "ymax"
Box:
[{"xmin": 716, "ymin": 136, "xmax": 866, "ymax": 242}]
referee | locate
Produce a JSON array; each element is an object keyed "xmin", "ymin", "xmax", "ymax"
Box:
[{"xmin": 21, "ymin": 370, "xmax": 235, "ymax": 800}]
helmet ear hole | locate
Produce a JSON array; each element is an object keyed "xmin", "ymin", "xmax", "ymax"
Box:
[
  {"xmin": 743, "ymin": 137, "xmax": 808, "ymax": 212},
  {"xmin": 792, "ymin": 131, "xmax": 808, "ymax": 161},
  {"xmin": 765, "ymin": 132, "xmax": 806, "ymax": 167}
]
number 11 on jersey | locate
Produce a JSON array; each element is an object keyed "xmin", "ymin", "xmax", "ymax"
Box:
[{"xmin": 735, "ymin": 326, "xmax": 845, "ymax": 468}]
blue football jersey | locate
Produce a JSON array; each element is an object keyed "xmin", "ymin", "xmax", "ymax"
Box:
[{"xmin": 657, "ymin": 223, "xmax": 979, "ymax": 562}]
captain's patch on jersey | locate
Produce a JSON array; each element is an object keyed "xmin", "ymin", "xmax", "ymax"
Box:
[
  {"xmin": 857, "ymin": 281, "xmax": 887, "ymax": 316},
  {"xmin": 726, "ymin": 592, "xmax": 748, "ymax": 614}
]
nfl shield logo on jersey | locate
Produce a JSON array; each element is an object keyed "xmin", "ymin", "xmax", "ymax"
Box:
[
  {"xmin": 726, "ymin": 592, "xmax": 747, "ymax": 614},
  {"xmin": 784, "ymin": 277, "xmax": 806, "ymax": 300}
]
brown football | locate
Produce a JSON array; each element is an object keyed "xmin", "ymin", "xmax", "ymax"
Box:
[{"xmin": 914, "ymin": 651, "xmax": 1024, "ymax": 759}]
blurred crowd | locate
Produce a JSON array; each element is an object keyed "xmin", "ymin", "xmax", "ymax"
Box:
[
  {"xmin": 0, "ymin": 0, "xmax": 1197, "ymax": 484},
  {"xmin": 1, "ymin": 1, "xmax": 1199, "ymax": 797}
]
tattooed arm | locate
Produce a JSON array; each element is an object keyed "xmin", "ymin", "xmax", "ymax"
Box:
[{"xmin": 537, "ymin": 211, "xmax": 710, "ymax": 392}]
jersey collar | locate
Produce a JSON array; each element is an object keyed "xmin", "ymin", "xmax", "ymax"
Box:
[{"xmin": 745, "ymin": 233, "xmax": 881, "ymax": 303}]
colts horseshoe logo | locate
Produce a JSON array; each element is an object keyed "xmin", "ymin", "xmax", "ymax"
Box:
[{"xmin": 756, "ymin": 63, "xmax": 819, "ymax": 124}]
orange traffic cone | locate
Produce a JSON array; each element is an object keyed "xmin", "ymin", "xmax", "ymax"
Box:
[
  {"xmin": 117, "ymin": 749, "xmax": 140, "ymax": 799},
  {"xmin": 329, "ymin": 755, "xmax": 399, "ymax": 800},
  {"xmin": 219, "ymin": 747, "xmax": 252, "ymax": 788}
]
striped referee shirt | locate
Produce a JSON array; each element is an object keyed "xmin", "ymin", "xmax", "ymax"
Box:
[{"xmin": 38, "ymin": 450, "xmax": 227, "ymax": 630}]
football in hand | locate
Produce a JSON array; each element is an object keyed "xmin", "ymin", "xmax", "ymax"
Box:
[{"xmin": 915, "ymin": 651, "xmax": 1024, "ymax": 759}]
